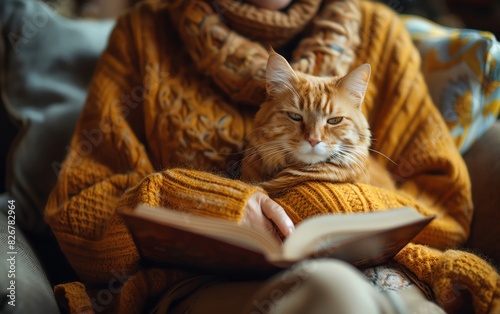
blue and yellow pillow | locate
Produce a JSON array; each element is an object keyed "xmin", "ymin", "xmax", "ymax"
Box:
[{"xmin": 402, "ymin": 16, "xmax": 500, "ymax": 154}]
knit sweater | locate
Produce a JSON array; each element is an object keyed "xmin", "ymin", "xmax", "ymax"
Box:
[{"xmin": 45, "ymin": 1, "xmax": 500, "ymax": 313}]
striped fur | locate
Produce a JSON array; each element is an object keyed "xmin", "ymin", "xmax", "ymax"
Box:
[{"xmin": 242, "ymin": 53, "xmax": 382, "ymax": 195}]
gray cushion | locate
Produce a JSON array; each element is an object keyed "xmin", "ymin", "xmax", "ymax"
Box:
[
  {"xmin": 1, "ymin": 0, "xmax": 115, "ymax": 232},
  {"xmin": 0, "ymin": 208, "xmax": 59, "ymax": 313}
]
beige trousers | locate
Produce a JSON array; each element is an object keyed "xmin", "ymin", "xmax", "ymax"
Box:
[{"xmin": 152, "ymin": 260, "xmax": 444, "ymax": 314}]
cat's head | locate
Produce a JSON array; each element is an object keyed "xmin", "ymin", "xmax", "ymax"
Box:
[{"xmin": 251, "ymin": 52, "xmax": 372, "ymax": 168}]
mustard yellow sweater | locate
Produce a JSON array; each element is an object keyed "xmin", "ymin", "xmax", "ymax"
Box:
[{"xmin": 45, "ymin": 1, "xmax": 499, "ymax": 313}]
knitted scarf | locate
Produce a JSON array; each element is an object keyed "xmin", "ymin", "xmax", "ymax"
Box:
[{"xmin": 167, "ymin": 0, "xmax": 361, "ymax": 105}]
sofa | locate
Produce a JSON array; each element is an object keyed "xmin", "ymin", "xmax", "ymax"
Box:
[{"xmin": 1, "ymin": 0, "xmax": 499, "ymax": 313}]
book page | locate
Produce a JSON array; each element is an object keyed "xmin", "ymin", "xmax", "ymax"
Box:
[
  {"xmin": 279, "ymin": 207, "xmax": 429, "ymax": 261},
  {"xmin": 306, "ymin": 217, "xmax": 434, "ymax": 267}
]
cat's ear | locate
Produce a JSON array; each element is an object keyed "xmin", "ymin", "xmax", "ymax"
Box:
[
  {"xmin": 336, "ymin": 64, "xmax": 371, "ymax": 109},
  {"xmin": 266, "ymin": 53, "xmax": 299, "ymax": 95}
]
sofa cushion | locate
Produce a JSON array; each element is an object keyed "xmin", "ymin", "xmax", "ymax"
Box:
[
  {"xmin": 0, "ymin": 0, "xmax": 115, "ymax": 232},
  {"xmin": 402, "ymin": 15, "xmax": 500, "ymax": 154},
  {"xmin": 0, "ymin": 209, "xmax": 59, "ymax": 313},
  {"xmin": 463, "ymin": 121, "xmax": 500, "ymax": 264}
]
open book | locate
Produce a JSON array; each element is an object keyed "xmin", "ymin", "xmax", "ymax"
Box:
[{"xmin": 120, "ymin": 205, "xmax": 434, "ymax": 276}]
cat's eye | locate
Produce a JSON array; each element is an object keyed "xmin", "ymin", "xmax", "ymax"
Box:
[
  {"xmin": 287, "ymin": 112, "xmax": 303, "ymax": 121},
  {"xmin": 327, "ymin": 117, "xmax": 343, "ymax": 125}
]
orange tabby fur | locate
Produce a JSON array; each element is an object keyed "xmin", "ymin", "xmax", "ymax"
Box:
[{"xmin": 242, "ymin": 53, "xmax": 395, "ymax": 195}]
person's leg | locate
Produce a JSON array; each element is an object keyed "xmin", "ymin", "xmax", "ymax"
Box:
[
  {"xmin": 244, "ymin": 259, "xmax": 402, "ymax": 314},
  {"xmin": 161, "ymin": 259, "xmax": 444, "ymax": 314},
  {"xmin": 395, "ymin": 286, "xmax": 445, "ymax": 314}
]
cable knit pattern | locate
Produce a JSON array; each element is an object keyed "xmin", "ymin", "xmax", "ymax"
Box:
[
  {"xmin": 169, "ymin": 0, "xmax": 270, "ymax": 105},
  {"xmin": 169, "ymin": 0, "xmax": 361, "ymax": 105},
  {"xmin": 44, "ymin": 1, "xmax": 499, "ymax": 313},
  {"xmin": 292, "ymin": 0, "xmax": 361, "ymax": 77},
  {"xmin": 273, "ymin": 182, "xmax": 462, "ymax": 248}
]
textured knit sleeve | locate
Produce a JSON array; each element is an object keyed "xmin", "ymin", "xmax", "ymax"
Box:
[
  {"xmin": 355, "ymin": 2, "xmax": 473, "ymax": 249},
  {"xmin": 44, "ymin": 12, "xmax": 147, "ymax": 285},
  {"xmin": 44, "ymin": 7, "xmax": 259, "ymax": 286}
]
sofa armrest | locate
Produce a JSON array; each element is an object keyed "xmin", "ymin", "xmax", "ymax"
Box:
[{"xmin": 463, "ymin": 121, "xmax": 500, "ymax": 264}]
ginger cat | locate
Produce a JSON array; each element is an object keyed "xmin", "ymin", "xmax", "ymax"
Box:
[{"xmin": 241, "ymin": 52, "xmax": 395, "ymax": 195}]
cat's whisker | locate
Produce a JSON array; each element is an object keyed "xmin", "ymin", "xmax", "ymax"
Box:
[
  {"xmin": 340, "ymin": 160, "xmax": 359, "ymax": 179},
  {"xmin": 337, "ymin": 146, "xmax": 363, "ymax": 161},
  {"xmin": 244, "ymin": 143, "xmax": 293, "ymax": 171},
  {"xmin": 338, "ymin": 150, "xmax": 366, "ymax": 176},
  {"xmin": 342, "ymin": 144, "xmax": 397, "ymax": 166},
  {"xmin": 342, "ymin": 154, "xmax": 363, "ymax": 172},
  {"xmin": 367, "ymin": 149, "xmax": 397, "ymax": 166},
  {"xmin": 337, "ymin": 150, "xmax": 357, "ymax": 167},
  {"xmin": 241, "ymin": 144, "xmax": 286, "ymax": 161},
  {"xmin": 345, "ymin": 150, "xmax": 368, "ymax": 180},
  {"xmin": 241, "ymin": 138, "xmax": 289, "ymax": 153},
  {"xmin": 265, "ymin": 148, "xmax": 295, "ymax": 164},
  {"xmin": 246, "ymin": 145, "xmax": 289, "ymax": 162},
  {"xmin": 340, "ymin": 147, "xmax": 368, "ymax": 162}
]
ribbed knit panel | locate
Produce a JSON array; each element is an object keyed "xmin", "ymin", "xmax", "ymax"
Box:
[{"xmin": 119, "ymin": 169, "xmax": 262, "ymax": 220}]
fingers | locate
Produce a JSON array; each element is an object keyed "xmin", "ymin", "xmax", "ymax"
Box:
[
  {"xmin": 241, "ymin": 191, "xmax": 295, "ymax": 240},
  {"xmin": 240, "ymin": 192, "xmax": 276, "ymax": 235},
  {"xmin": 258, "ymin": 192, "xmax": 295, "ymax": 237}
]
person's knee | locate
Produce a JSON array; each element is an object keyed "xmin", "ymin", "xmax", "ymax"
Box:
[
  {"xmin": 283, "ymin": 259, "xmax": 368, "ymax": 292},
  {"xmin": 250, "ymin": 259, "xmax": 382, "ymax": 314}
]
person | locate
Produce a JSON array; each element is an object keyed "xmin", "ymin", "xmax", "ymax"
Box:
[{"xmin": 45, "ymin": 0, "xmax": 500, "ymax": 313}]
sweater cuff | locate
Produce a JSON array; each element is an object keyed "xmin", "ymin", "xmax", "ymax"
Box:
[
  {"xmin": 120, "ymin": 168, "xmax": 262, "ymax": 221},
  {"xmin": 395, "ymin": 243, "xmax": 500, "ymax": 313},
  {"xmin": 54, "ymin": 282, "xmax": 93, "ymax": 314}
]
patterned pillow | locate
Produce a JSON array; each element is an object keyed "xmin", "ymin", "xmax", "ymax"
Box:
[{"xmin": 402, "ymin": 15, "xmax": 500, "ymax": 154}]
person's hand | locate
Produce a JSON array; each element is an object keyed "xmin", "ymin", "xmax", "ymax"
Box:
[
  {"xmin": 247, "ymin": 0, "xmax": 293, "ymax": 10},
  {"xmin": 240, "ymin": 190, "xmax": 295, "ymax": 241}
]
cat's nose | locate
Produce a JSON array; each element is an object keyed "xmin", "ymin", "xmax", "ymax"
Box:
[{"xmin": 308, "ymin": 139, "xmax": 321, "ymax": 147}]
